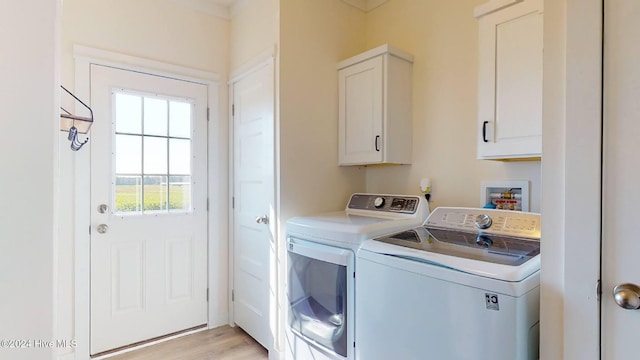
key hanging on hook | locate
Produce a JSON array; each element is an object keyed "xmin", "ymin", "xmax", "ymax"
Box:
[{"xmin": 68, "ymin": 125, "xmax": 89, "ymax": 151}]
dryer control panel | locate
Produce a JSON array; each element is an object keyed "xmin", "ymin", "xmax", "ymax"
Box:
[
  {"xmin": 347, "ymin": 194, "xmax": 421, "ymax": 214},
  {"xmin": 424, "ymin": 207, "xmax": 540, "ymax": 240}
]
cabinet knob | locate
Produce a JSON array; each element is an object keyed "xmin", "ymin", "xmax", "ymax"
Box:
[{"xmin": 614, "ymin": 283, "xmax": 640, "ymax": 310}]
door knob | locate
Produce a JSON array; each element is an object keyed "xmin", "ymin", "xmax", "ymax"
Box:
[
  {"xmin": 255, "ymin": 215, "xmax": 269, "ymax": 225},
  {"xmin": 97, "ymin": 224, "xmax": 109, "ymax": 234},
  {"xmin": 613, "ymin": 283, "xmax": 640, "ymax": 310}
]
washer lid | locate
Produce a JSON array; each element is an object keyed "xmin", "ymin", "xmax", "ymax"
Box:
[{"xmin": 365, "ymin": 226, "xmax": 540, "ymax": 282}]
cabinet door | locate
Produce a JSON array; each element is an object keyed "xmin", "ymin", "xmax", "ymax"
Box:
[
  {"xmin": 338, "ymin": 56, "xmax": 383, "ymax": 165},
  {"xmin": 477, "ymin": 0, "xmax": 543, "ymax": 159}
]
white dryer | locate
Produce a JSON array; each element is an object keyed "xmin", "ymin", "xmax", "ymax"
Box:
[
  {"xmin": 286, "ymin": 193, "xmax": 429, "ymax": 360},
  {"xmin": 356, "ymin": 207, "xmax": 541, "ymax": 360}
]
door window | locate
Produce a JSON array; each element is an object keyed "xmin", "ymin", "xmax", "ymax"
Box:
[{"xmin": 113, "ymin": 91, "xmax": 193, "ymax": 214}]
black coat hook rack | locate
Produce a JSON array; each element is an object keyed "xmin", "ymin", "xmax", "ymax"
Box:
[{"xmin": 60, "ymin": 85, "xmax": 93, "ymax": 151}]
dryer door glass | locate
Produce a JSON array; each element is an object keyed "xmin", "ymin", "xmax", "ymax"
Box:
[{"xmin": 288, "ymin": 250, "xmax": 348, "ymax": 357}]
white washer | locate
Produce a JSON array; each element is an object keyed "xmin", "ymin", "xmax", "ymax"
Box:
[
  {"xmin": 356, "ymin": 207, "xmax": 541, "ymax": 360},
  {"xmin": 286, "ymin": 193, "xmax": 429, "ymax": 360}
]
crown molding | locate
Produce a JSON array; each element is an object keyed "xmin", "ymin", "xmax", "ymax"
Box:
[
  {"xmin": 167, "ymin": 0, "xmax": 390, "ymax": 20},
  {"xmin": 168, "ymin": 0, "xmax": 231, "ymax": 20},
  {"xmin": 474, "ymin": 0, "xmax": 523, "ymax": 18},
  {"xmin": 342, "ymin": 0, "xmax": 388, "ymax": 12},
  {"xmin": 229, "ymin": 0, "xmax": 250, "ymax": 18},
  {"xmin": 171, "ymin": 0, "xmax": 387, "ymax": 18}
]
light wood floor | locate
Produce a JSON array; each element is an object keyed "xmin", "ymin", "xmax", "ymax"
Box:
[{"xmin": 107, "ymin": 326, "xmax": 268, "ymax": 360}]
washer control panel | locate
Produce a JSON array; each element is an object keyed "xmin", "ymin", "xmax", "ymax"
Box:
[
  {"xmin": 347, "ymin": 194, "xmax": 420, "ymax": 214},
  {"xmin": 424, "ymin": 207, "xmax": 540, "ymax": 239}
]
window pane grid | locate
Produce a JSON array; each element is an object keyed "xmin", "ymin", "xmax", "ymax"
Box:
[
  {"xmin": 113, "ymin": 90, "xmax": 193, "ymax": 215},
  {"xmin": 115, "ymin": 132, "xmax": 190, "ymax": 141}
]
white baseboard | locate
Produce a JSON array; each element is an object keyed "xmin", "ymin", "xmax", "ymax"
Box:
[{"xmin": 269, "ymin": 348, "xmax": 284, "ymax": 360}]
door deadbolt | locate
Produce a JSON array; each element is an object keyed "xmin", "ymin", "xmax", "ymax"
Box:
[{"xmin": 98, "ymin": 204, "xmax": 109, "ymax": 214}]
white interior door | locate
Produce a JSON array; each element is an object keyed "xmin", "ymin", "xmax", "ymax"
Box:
[
  {"xmin": 232, "ymin": 60, "xmax": 275, "ymax": 350},
  {"xmin": 90, "ymin": 64, "xmax": 208, "ymax": 354},
  {"xmin": 602, "ymin": 0, "xmax": 640, "ymax": 357}
]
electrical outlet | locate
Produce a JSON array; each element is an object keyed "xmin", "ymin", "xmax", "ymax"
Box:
[{"xmin": 419, "ymin": 178, "xmax": 432, "ymax": 201}]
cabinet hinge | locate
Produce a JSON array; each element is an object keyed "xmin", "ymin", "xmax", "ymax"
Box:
[
  {"xmin": 232, "ymin": 104, "xmax": 235, "ymax": 117},
  {"xmin": 89, "ymin": 225, "xmax": 91, "ymax": 235},
  {"xmin": 232, "ymin": 289, "xmax": 235, "ymax": 302},
  {"xmin": 207, "ymin": 107, "xmax": 210, "ymax": 121},
  {"xmin": 206, "ymin": 288, "xmax": 209, "ymax": 302},
  {"xmin": 232, "ymin": 196, "xmax": 235, "ymax": 209},
  {"xmin": 206, "ymin": 198, "xmax": 209, "ymax": 211},
  {"xmin": 597, "ymin": 280, "xmax": 602, "ymax": 302},
  {"xmin": 353, "ymin": 271, "xmax": 356, "ymax": 278}
]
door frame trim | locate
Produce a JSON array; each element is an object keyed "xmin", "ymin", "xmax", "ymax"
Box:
[
  {"xmin": 227, "ymin": 47, "xmax": 277, "ymax": 353},
  {"xmin": 72, "ymin": 45, "xmax": 224, "ymax": 358},
  {"xmin": 540, "ymin": 1, "xmax": 602, "ymax": 359}
]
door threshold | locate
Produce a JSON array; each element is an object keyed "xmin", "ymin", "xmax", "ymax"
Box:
[{"xmin": 91, "ymin": 324, "xmax": 208, "ymax": 359}]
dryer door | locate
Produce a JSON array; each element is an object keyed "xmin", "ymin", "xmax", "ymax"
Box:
[{"xmin": 287, "ymin": 237, "xmax": 354, "ymax": 358}]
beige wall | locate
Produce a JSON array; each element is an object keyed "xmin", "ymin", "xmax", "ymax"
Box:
[
  {"xmin": 279, "ymin": 0, "xmax": 367, "ymax": 221},
  {"xmin": 230, "ymin": 0, "xmax": 278, "ymax": 71},
  {"xmin": 61, "ymin": 0, "xmax": 229, "ymax": 82},
  {"xmin": 58, "ymin": 0, "xmax": 230, "ymax": 354},
  {"xmin": 278, "ymin": 1, "xmax": 366, "ymax": 355},
  {"xmin": 363, "ymin": 0, "xmax": 542, "ymax": 212},
  {"xmin": 541, "ymin": 0, "xmax": 566, "ymax": 355},
  {"xmin": 0, "ymin": 1, "xmax": 59, "ymax": 360}
]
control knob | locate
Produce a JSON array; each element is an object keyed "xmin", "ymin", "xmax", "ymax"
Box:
[
  {"xmin": 373, "ymin": 197, "xmax": 385, "ymax": 208},
  {"xmin": 474, "ymin": 214, "xmax": 493, "ymax": 229},
  {"xmin": 476, "ymin": 235, "xmax": 493, "ymax": 248}
]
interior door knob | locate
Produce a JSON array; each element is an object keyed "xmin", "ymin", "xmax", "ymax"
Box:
[
  {"xmin": 255, "ymin": 215, "xmax": 269, "ymax": 225},
  {"xmin": 97, "ymin": 224, "xmax": 109, "ymax": 234},
  {"xmin": 613, "ymin": 283, "xmax": 640, "ymax": 310}
]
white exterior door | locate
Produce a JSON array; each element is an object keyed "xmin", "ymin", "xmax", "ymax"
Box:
[
  {"xmin": 602, "ymin": 0, "xmax": 640, "ymax": 357},
  {"xmin": 89, "ymin": 64, "xmax": 208, "ymax": 354},
  {"xmin": 231, "ymin": 60, "xmax": 275, "ymax": 350}
]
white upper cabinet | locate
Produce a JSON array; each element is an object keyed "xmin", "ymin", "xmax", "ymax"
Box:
[
  {"xmin": 338, "ymin": 44, "xmax": 413, "ymax": 165},
  {"xmin": 475, "ymin": 0, "xmax": 543, "ymax": 160}
]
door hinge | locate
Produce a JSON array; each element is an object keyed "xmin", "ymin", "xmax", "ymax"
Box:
[
  {"xmin": 89, "ymin": 225, "xmax": 91, "ymax": 235},
  {"xmin": 206, "ymin": 288, "xmax": 209, "ymax": 302},
  {"xmin": 207, "ymin": 107, "xmax": 210, "ymax": 121},
  {"xmin": 597, "ymin": 279, "xmax": 602, "ymax": 302},
  {"xmin": 232, "ymin": 104, "xmax": 235, "ymax": 117},
  {"xmin": 231, "ymin": 289, "xmax": 235, "ymax": 302},
  {"xmin": 207, "ymin": 198, "xmax": 209, "ymax": 211},
  {"xmin": 232, "ymin": 196, "xmax": 235, "ymax": 209}
]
